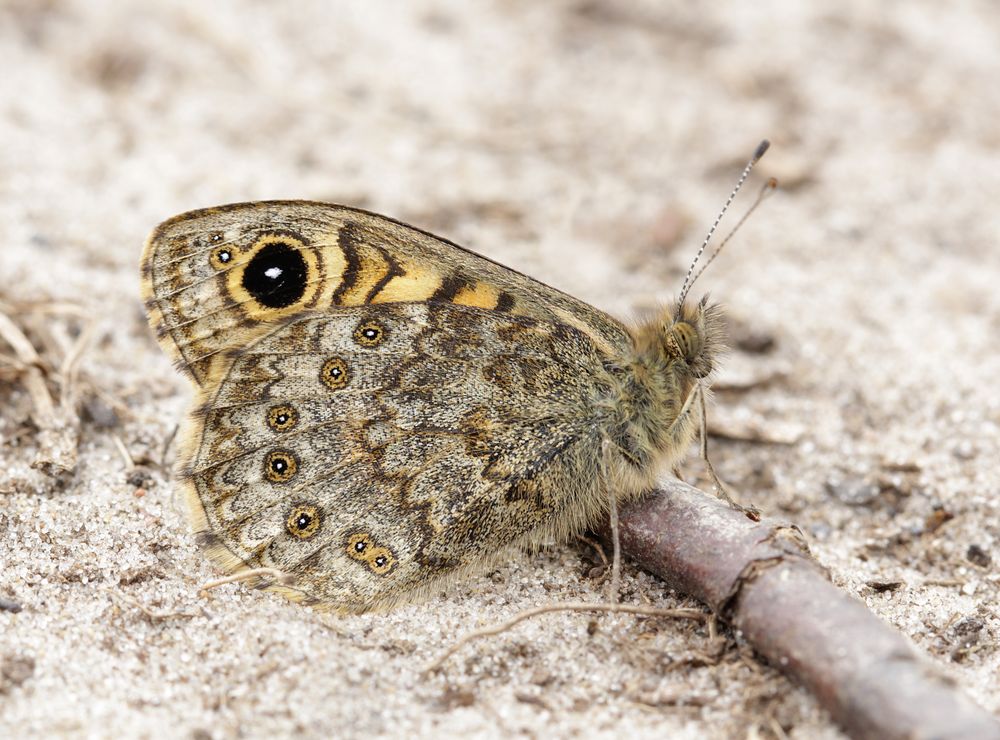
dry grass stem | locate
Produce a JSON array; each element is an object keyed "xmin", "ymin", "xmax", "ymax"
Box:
[
  {"xmin": 198, "ymin": 568, "xmax": 295, "ymax": 598},
  {"xmin": 426, "ymin": 602, "xmax": 706, "ymax": 673},
  {"xmin": 102, "ymin": 588, "xmax": 198, "ymax": 622}
]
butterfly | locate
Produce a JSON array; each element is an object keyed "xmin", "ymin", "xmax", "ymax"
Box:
[{"xmin": 140, "ymin": 143, "xmax": 768, "ymax": 613}]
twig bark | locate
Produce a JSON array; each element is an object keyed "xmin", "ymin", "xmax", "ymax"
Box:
[{"xmin": 597, "ymin": 478, "xmax": 1000, "ymax": 740}]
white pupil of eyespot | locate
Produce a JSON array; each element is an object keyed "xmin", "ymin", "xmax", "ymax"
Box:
[{"xmin": 264, "ymin": 266, "xmax": 283, "ymax": 280}]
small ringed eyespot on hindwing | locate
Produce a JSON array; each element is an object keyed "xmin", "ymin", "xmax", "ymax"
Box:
[
  {"xmin": 320, "ymin": 357, "xmax": 349, "ymax": 390},
  {"xmin": 346, "ymin": 532, "xmax": 371, "ymax": 561},
  {"xmin": 286, "ymin": 504, "xmax": 321, "ymax": 539},
  {"xmin": 345, "ymin": 532, "xmax": 398, "ymax": 575},
  {"xmin": 267, "ymin": 404, "xmax": 299, "ymax": 432},
  {"xmin": 264, "ymin": 449, "xmax": 299, "ymax": 483},
  {"xmin": 368, "ymin": 548, "xmax": 396, "ymax": 575},
  {"xmin": 353, "ymin": 321, "xmax": 387, "ymax": 347}
]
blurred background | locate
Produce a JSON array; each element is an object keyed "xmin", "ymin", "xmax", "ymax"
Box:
[{"xmin": 1, "ymin": 2, "xmax": 998, "ymax": 738}]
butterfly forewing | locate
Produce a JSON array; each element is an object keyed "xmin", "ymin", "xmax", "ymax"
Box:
[{"xmin": 141, "ymin": 201, "xmax": 631, "ymax": 387}]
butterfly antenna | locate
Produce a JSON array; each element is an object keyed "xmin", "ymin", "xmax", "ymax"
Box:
[
  {"xmin": 688, "ymin": 176, "xmax": 778, "ymax": 289},
  {"xmin": 677, "ymin": 139, "xmax": 770, "ymax": 307}
]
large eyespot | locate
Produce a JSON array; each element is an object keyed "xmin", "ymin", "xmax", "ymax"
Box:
[
  {"xmin": 353, "ymin": 321, "xmax": 386, "ymax": 347},
  {"xmin": 286, "ymin": 504, "xmax": 321, "ymax": 539},
  {"xmin": 241, "ymin": 239, "xmax": 309, "ymax": 308},
  {"xmin": 264, "ymin": 450, "xmax": 298, "ymax": 483},
  {"xmin": 267, "ymin": 404, "xmax": 298, "ymax": 432},
  {"xmin": 320, "ymin": 357, "xmax": 349, "ymax": 390}
]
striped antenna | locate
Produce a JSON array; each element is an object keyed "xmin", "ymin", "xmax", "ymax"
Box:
[
  {"xmin": 687, "ymin": 176, "xmax": 778, "ymax": 289},
  {"xmin": 676, "ymin": 139, "xmax": 770, "ymax": 307}
]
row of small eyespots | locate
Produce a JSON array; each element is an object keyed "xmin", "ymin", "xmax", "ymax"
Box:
[
  {"xmin": 264, "ymin": 320, "xmax": 388, "ymax": 428},
  {"xmin": 284, "ymin": 511, "xmax": 397, "ymax": 577},
  {"xmin": 262, "ymin": 320, "xmax": 391, "ymax": 495},
  {"xmin": 347, "ymin": 532, "xmax": 397, "ymax": 575}
]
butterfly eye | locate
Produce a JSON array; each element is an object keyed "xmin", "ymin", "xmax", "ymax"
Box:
[
  {"xmin": 320, "ymin": 357, "xmax": 349, "ymax": 390},
  {"xmin": 353, "ymin": 321, "xmax": 386, "ymax": 346},
  {"xmin": 264, "ymin": 450, "xmax": 298, "ymax": 483},
  {"xmin": 286, "ymin": 504, "xmax": 321, "ymax": 539},
  {"xmin": 267, "ymin": 404, "xmax": 298, "ymax": 432},
  {"xmin": 668, "ymin": 321, "xmax": 702, "ymax": 362}
]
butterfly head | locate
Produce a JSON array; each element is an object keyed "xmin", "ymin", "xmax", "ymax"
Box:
[
  {"xmin": 661, "ymin": 296, "xmax": 724, "ymax": 379},
  {"xmin": 659, "ymin": 141, "xmax": 771, "ymax": 381}
]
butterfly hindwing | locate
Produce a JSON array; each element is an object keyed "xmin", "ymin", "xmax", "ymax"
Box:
[{"xmin": 181, "ymin": 301, "xmax": 616, "ymax": 612}]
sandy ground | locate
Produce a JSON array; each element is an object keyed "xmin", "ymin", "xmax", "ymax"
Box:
[{"xmin": 2, "ymin": 2, "xmax": 999, "ymax": 738}]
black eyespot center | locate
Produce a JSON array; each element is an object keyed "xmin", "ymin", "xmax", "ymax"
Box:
[
  {"xmin": 320, "ymin": 357, "xmax": 349, "ymax": 390},
  {"xmin": 286, "ymin": 504, "xmax": 320, "ymax": 539},
  {"xmin": 354, "ymin": 321, "xmax": 387, "ymax": 346},
  {"xmin": 211, "ymin": 245, "xmax": 236, "ymax": 269},
  {"xmin": 242, "ymin": 239, "xmax": 309, "ymax": 308},
  {"xmin": 267, "ymin": 404, "xmax": 298, "ymax": 431},
  {"xmin": 354, "ymin": 541, "xmax": 366, "ymax": 552},
  {"xmin": 265, "ymin": 450, "xmax": 298, "ymax": 482}
]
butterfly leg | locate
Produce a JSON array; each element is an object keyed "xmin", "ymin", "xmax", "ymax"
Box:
[
  {"xmin": 697, "ymin": 384, "xmax": 760, "ymax": 519},
  {"xmin": 599, "ymin": 439, "xmax": 623, "ymax": 603}
]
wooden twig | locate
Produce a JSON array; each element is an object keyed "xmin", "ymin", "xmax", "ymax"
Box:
[{"xmin": 596, "ymin": 478, "xmax": 1000, "ymax": 740}]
